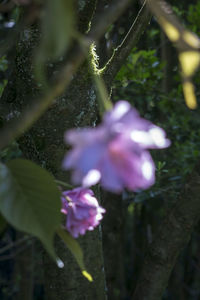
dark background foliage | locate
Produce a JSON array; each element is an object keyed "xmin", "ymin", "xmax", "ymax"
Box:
[{"xmin": 111, "ymin": 2, "xmax": 200, "ymax": 298}]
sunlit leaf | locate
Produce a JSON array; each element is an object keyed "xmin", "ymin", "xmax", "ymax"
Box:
[
  {"xmin": 179, "ymin": 51, "xmax": 200, "ymax": 77},
  {"xmin": 182, "ymin": 31, "xmax": 200, "ymax": 49},
  {"xmin": 159, "ymin": 17, "xmax": 180, "ymax": 42},
  {"xmin": 82, "ymin": 270, "xmax": 93, "ymax": 282},
  {"xmin": 57, "ymin": 227, "xmax": 93, "ymax": 281},
  {"xmin": 0, "ymin": 159, "xmax": 62, "ymax": 264},
  {"xmin": 182, "ymin": 81, "xmax": 197, "ymax": 109}
]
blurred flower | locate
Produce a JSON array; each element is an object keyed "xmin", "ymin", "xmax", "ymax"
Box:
[
  {"xmin": 63, "ymin": 101, "xmax": 170, "ymax": 193},
  {"xmin": 61, "ymin": 187, "xmax": 105, "ymax": 238}
]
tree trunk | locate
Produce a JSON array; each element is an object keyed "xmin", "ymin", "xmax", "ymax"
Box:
[
  {"xmin": 0, "ymin": 1, "xmax": 152, "ymax": 299},
  {"xmin": 21, "ymin": 41, "xmax": 107, "ymax": 300},
  {"xmin": 102, "ymin": 191, "xmax": 126, "ymax": 300},
  {"xmin": 132, "ymin": 161, "xmax": 200, "ymax": 300},
  {"xmin": 1, "ymin": 19, "xmax": 107, "ymax": 300}
]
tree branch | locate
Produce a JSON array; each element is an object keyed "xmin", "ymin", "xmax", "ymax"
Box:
[
  {"xmin": 103, "ymin": 0, "xmax": 152, "ymax": 84},
  {"xmin": 146, "ymin": 0, "xmax": 200, "ymax": 109},
  {"xmin": 147, "ymin": 0, "xmax": 200, "ymax": 52},
  {"xmin": 0, "ymin": 0, "xmax": 131, "ymax": 150},
  {"xmin": 132, "ymin": 161, "xmax": 200, "ymax": 300}
]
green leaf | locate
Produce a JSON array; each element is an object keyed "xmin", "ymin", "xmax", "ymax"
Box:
[
  {"xmin": 41, "ymin": 0, "xmax": 74, "ymax": 60},
  {"xmin": 57, "ymin": 227, "xmax": 93, "ymax": 281},
  {"xmin": 0, "ymin": 159, "xmax": 62, "ymax": 264}
]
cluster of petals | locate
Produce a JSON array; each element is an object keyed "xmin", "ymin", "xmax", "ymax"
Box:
[
  {"xmin": 63, "ymin": 101, "xmax": 170, "ymax": 193},
  {"xmin": 61, "ymin": 187, "xmax": 105, "ymax": 238}
]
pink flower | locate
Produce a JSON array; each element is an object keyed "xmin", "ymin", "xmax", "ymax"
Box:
[
  {"xmin": 63, "ymin": 101, "xmax": 170, "ymax": 193},
  {"xmin": 61, "ymin": 188, "xmax": 105, "ymax": 238}
]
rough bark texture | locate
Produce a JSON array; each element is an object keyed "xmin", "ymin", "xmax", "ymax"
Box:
[
  {"xmin": 19, "ymin": 31, "xmax": 106, "ymax": 300},
  {"xmin": 39, "ymin": 73, "xmax": 106, "ymax": 300},
  {"xmin": 0, "ymin": 16, "xmax": 107, "ymax": 300},
  {"xmin": 132, "ymin": 161, "xmax": 200, "ymax": 300}
]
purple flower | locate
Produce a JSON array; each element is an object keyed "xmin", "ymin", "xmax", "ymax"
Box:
[
  {"xmin": 63, "ymin": 101, "xmax": 170, "ymax": 193},
  {"xmin": 61, "ymin": 187, "xmax": 105, "ymax": 238}
]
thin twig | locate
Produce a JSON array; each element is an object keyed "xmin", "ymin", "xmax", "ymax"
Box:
[
  {"xmin": 55, "ymin": 180, "xmax": 73, "ymax": 189},
  {"xmin": 103, "ymin": 0, "xmax": 152, "ymax": 83},
  {"xmin": 0, "ymin": 241, "xmax": 33, "ymax": 261}
]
